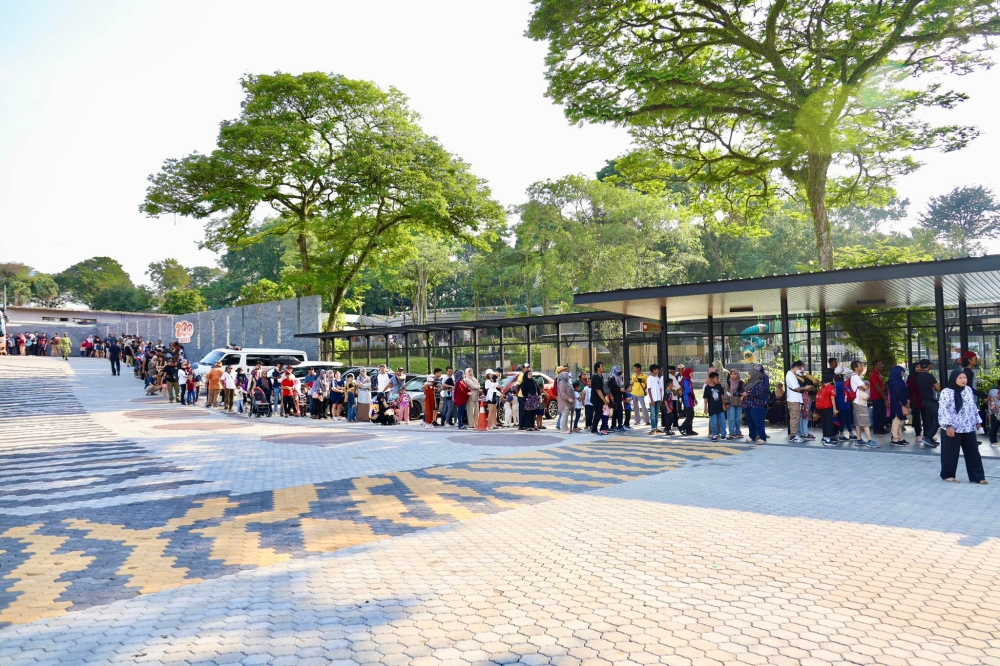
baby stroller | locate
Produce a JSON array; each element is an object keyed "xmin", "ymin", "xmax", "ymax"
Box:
[{"xmin": 250, "ymin": 387, "xmax": 273, "ymax": 418}]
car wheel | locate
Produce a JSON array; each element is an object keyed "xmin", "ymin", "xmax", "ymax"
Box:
[
  {"xmin": 546, "ymin": 399, "xmax": 558, "ymax": 420},
  {"xmin": 411, "ymin": 402, "xmax": 422, "ymax": 420}
]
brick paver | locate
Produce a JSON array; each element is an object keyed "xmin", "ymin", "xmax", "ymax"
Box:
[{"xmin": 1, "ymin": 356, "xmax": 999, "ymax": 665}]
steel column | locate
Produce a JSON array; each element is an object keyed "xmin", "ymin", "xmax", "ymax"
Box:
[
  {"xmin": 366, "ymin": 335, "xmax": 371, "ymax": 367},
  {"xmin": 819, "ymin": 309, "xmax": 828, "ymax": 373},
  {"xmin": 427, "ymin": 333, "xmax": 433, "ymax": 372},
  {"xmin": 405, "ymin": 332, "xmax": 411, "ymax": 373},
  {"xmin": 498, "ymin": 327, "xmax": 504, "ymax": 373},
  {"xmin": 780, "ymin": 294, "xmax": 791, "ymax": 373},
  {"xmin": 806, "ymin": 314, "xmax": 812, "ymax": 374},
  {"xmin": 525, "ymin": 325, "xmax": 531, "ymax": 369},
  {"xmin": 556, "ymin": 323, "xmax": 562, "ymax": 369},
  {"xmin": 707, "ymin": 315, "xmax": 714, "ymax": 366},
  {"xmin": 935, "ymin": 281, "xmax": 948, "ymax": 381},
  {"xmin": 906, "ymin": 312, "xmax": 913, "ymax": 370},
  {"xmin": 473, "ymin": 328, "xmax": 480, "ymax": 376},
  {"xmin": 588, "ymin": 321, "xmax": 594, "ymax": 372},
  {"xmin": 660, "ymin": 306, "xmax": 668, "ymax": 370},
  {"xmin": 622, "ymin": 319, "xmax": 630, "ymax": 375},
  {"xmin": 959, "ymin": 296, "xmax": 969, "ymax": 358}
]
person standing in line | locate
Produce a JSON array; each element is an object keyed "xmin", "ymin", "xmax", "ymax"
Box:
[
  {"xmin": 834, "ymin": 367, "xmax": 856, "ymax": 440},
  {"xmin": 817, "ymin": 370, "xmax": 839, "ymax": 445},
  {"xmin": 665, "ymin": 366, "xmax": 681, "ymax": 432},
  {"xmin": 703, "ymin": 371, "xmax": 725, "ymax": 442},
  {"xmin": 329, "ymin": 370, "xmax": 345, "ymax": 419},
  {"xmin": 177, "ymin": 363, "xmax": 189, "ymax": 406},
  {"xmin": 423, "ymin": 376, "xmax": 438, "ymax": 428},
  {"xmin": 484, "ymin": 369, "xmax": 499, "ymax": 430},
  {"xmin": 987, "ymin": 378, "xmax": 1000, "ymax": 446},
  {"xmin": 888, "ymin": 365, "xmax": 911, "ymax": 445},
  {"xmin": 678, "ymin": 367, "xmax": 697, "ymax": 436},
  {"xmin": 849, "ymin": 361, "xmax": 877, "ymax": 447},
  {"xmin": 724, "ymin": 368, "xmax": 745, "ymax": 440},
  {"xmin": 582, "ymin": 375, "xmax": 593, "ymax": 431},
  {"xmin": 572, "ymin": 380, "xmax": 583, "ymax": 431},
  {"xmin": 590, "ymin": 362, "xmax": 608, "ymax": 435},
  {"xmin": 607, "ymin": 365, "xmax": 625, "ymax": 432},
  {"xmin": 453, "ymin": 370, "xmax": 470, "ymax": 429},
  {"xmin": 557, "ymin": 366, "xmax": 575, "ymax": 435},
  {"xmin": 185, "ymin": 368, "xmax": 198, "ymax": 407},
  {"xmin": 279, "ymin": 368, "xmax": 297, "ymax": 417},
  {"xmin": 869, "ymin": 360, "xmax": 888, "ymax": 434},
  {"xmin": 205, "ymin": 361, "xmax": 224, "ymax": 408},
  {"xmin": 439, "ymin": 367, "xmax": 456, "ymax": 427},
  {"xmin": 906, "ymin": 362, "xmax": 923, "ymax": 443},
  {"xmin": 631, "ymin": 363, "xmax": 648, "ymax": 427},
  {"xmin": 938, "ymin": 370, "xmax": 987, "ymax": 484},
  {"xmin": 270, "ymin": 363, "xmax": 284, "ymax": 415},
  {"xmin": 108, "ymin": 338, "xmax": 122, "ymax": 376},
  {"xmin": 163, "ymin": 358, "xmax": 180, "ymax": 404},
  {"xmin": 646, "ymin": 364, "xmax": 663, "ymax": 435},
  {"xmin": 742, "ymin": 365, "xmax": 769, "ymax": 445},
  {"xmin": 235, "ymin": 368, "xmax": 248, "ymax": 413},
  {"xmin": 222, "ymin": 365, "xmax": 236, "ymax": 412},
  {"xmin": 464, "ymin": 368, "xmax": 481, "ymax": 427},
  {"xmin": 785, "ymin": 361, "xmax": 812, "ymax": 443},
  {"xmin": 914, "ymin": 360, "xmax": 940, "ymax": 447}
]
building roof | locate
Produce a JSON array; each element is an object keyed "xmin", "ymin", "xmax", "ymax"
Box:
[
  {"xmin": 295, "ymin": 311, "xmax": 626, "ymax": 339},
  {"xmin": 573, "ymin": 255, "xmax": 1000, "ymax": 321}
]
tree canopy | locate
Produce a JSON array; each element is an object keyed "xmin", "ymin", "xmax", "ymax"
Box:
[
  {"xmin": 917, "ymin": 184, "xmax": 1000, "ymax": 256},
  {"xmin": 141, "ymin": 71, "xmax": 504, "ymax": 330},
  {"xmin": 528, "ymin": 0, "xmax": 1000, "ymax": 269},
  {"xmin": 54, "ymin": 257, "xmax": 134, "ymax": 307},
  {"xmin": 161, "ymin": 289, "xmax": 207, "ymax": 315},
  {"xmin": 146, "ymin": 258, "xmax": 191, "ymax": 294}
]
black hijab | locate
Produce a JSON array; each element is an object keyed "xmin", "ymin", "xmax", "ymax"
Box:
[{"xmin": 947, "ymin": 369, "xmax": 968, "ymax": 413}]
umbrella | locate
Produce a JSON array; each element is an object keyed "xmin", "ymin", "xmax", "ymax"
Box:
[{"xmin": 272, "ymin": 356, "xmax": 302, "ymax": 366}]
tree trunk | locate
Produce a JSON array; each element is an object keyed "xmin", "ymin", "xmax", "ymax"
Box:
[
  {"xmin": 325, "ymin": 285, "xmax": 348, "ymax": 332},
  {"xmin": 806, "ymin": 152, "xmax": 834, "ymax": 271}
]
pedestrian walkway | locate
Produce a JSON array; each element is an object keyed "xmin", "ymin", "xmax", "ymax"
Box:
[{"xmin": 2, "ymin": 356, "xmax": 1000, "ymax": 666}]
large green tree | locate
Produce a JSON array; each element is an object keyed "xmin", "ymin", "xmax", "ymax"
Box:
[
  {"xmin": 161, "ymin": 288, "xmax": 207, "ymax": 315},
  {"xmin": 234, "ymin": 279, "xmax": 295, "ymax": 306},
  {"xmin": 917, "ymin": 185, "xmax": 1000, "ymax": 256},
  {"xmin": 141, "ymin": 71, "xmax": 503, "ymax": 330},
  {"xmin": 528, "ymin": 0, "xmax": 1000, "ymax": 269},
  {"xmin": 91, "ymin": 284, "xmax": 155, "ymax": 312},
  {"xmin": 55, "ymin": 257, "xmax": 134, "ymax": 307},
  {"xmin": 146, "ymin": 258, "xmax": 191, "ymax": 294}
]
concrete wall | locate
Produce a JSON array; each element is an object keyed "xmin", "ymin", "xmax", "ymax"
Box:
[{"xmin": 5, "ymin": 297, "xmax": 322, "ymax": 361}]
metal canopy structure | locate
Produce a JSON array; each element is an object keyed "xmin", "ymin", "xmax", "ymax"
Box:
[
  {"xmin": 573, "ymin": 254, "xmax": 1000, "ymax": 386},
  {"xmin": 294, "ymin": 311, "xmax": 625, "ymax": 341},
  {"xmin": 574, "ymin": 255, "xmax": 1000, "ymax": 321}
]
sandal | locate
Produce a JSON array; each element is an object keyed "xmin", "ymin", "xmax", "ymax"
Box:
[
  {"xmin": 977, "ymin": 480, "xmax": 989, "ymax": 485},
  {"xmin": 943, "ymin": 477, "xmax": 961, "ymax": 483}
]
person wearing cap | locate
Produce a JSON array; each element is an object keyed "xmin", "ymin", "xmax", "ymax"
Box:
[
  {"xmin": 163, "ymin": 357, "xmax": 180, "ymax": 403},
  {"xmin": 279, "ymin": 368, "xmax": 297, "ymax": 417},
  {"xmin": 484, "ymin": 369, "xmax": 500, "ymax": 429}
]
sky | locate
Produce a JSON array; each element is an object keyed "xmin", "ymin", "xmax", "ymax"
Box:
[{"xmin": 2, "ymin": 1, "xmax": 1000, "ymax": 286}]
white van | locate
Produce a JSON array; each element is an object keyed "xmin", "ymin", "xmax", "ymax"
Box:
[{"xmin": 193, "ymin": 347, "xmax": 308, "ymax": 373}]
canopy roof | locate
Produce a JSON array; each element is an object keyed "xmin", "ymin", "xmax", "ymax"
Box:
[
  {"xmin": 296, "ymin": 311, "xmax": 625, "ymax": 339},
  {"xmin": 573, "ymin": 255, "xmax": 1000, "ymax": 321}
]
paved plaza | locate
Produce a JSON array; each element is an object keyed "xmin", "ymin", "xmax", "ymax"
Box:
[{"xmin": 2, "ymin": 357, "xmax": 1000, "ymax": 665}]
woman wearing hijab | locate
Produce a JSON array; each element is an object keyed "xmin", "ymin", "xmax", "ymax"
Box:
[
  {"xmin": 608, "ymin": 365, "xmax": 625, "ymax": 432},
  {"xmin": 556, "ymin": 366, "xmax": 575, "ymax": 435},
  {"xmin": 453, "ymin": 370, "xmax": 470, "ymax": 429},
  {"xmin": 938, "ymin": 370, "xmax": 987, "ymax": 483},
  {"xmin": 888, "ymin": 365, "xmax": 911, "ymax": 445},
  {"xmin": 463, "ymin": 368, "xmax": 481, "ymax": 428},
  {"xmin": 520, "ymin": 368, "xmax": 540, "ymax": 432},
  {"xmin": 742, "ymin": 365, "xmax": 769, "ymax": 444},
  {"xmin": 725, "ymin": 368, "xmax": 745, "ymax": 440},
  {"xmin": 679, "ymin": 367, "xmax": 697, "ymax": 436},
  {"xmin": 356, "ymin": 371, "xmax": 372, "ymax": 422}
]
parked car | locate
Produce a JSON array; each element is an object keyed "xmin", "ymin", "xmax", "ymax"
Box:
[
  {"xmin": 290, "ymin": 361, "xmax": 344, "ymax": 380},
  {"xmin": 193, "ymin": 347, "xmax": 307, "ymax": 373},
  {"xmin": 498, "ymin": 372, "xmax": 559, "ymax": 419}
]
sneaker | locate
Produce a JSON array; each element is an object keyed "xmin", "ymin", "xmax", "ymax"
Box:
[
  {"xmin": 790, "ymin": 436, "xmax": 805, "ymax": 443},
  {"xmin": 664, "ymin": 430, "xmax": 675, "ymax": 436},
  {"xmin": 923, "ymin": 441, "xmax": 939, "ymax": 448},
  {"xmin": 599, "ymin": 429, "xmax": 609, "ymax": 436},
  {"xmin": 822, "ymin": 438, "xmax": 837, "ymax": 446},
  {"xmin": 991, "ymin": 442, "xmax": 999, "ymax": 447},
  {"xmin": 838, "ymin": 435, "xmax": 849, "ymax": 441},
  {"xmin": 804, "ymin": 433, "xmax": 816, "ymax": 440},
  {"xmin": 867, "ymin": 440, "xmax": 880, "ymax": 448},
  {"xmin": 711, "ymin": 435, "xmax": 719, "ymax": 442},
  {"xmin": 755, "ymin": 439, "xmax": 766, "ymax": 445}
]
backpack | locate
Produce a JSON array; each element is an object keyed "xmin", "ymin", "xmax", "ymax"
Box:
[{"xmin": 844, "ymin": 382, "xmax": 857, "ymax": 403}]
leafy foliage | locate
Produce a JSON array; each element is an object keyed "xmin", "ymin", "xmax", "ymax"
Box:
[
  {"xmin": 161, "ymin": 289, "xmax": 207, "ymax": 315},
  {"xmin": 146, "ymin": 258, "xmax": 191, "ymax": 294},
  {"xmin": 91, "ymin": 285, "xmax": 155, "ymax": 312},
  {"xmin": 234, "ymin": 279, "xmax": 295, "ymax": 306},
  {"xmin": 528, "ymin": 0, "xmax": 1000, "ymax": 268},
  {"xmin": 917, "ymin": 185, "xmax": 1000, "ymax": 256},
  {"xmin": 54, "ymin": 257, "xmax": 134, "ymax": 307}
]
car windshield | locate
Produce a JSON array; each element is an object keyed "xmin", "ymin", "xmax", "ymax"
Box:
[
  {"xmin": 404, "ymin": 377, "xmax": 427, "ymax": 390},
  {"xmin": 199, "ymin": 350, "xmax": 226, "ymax": 366}
]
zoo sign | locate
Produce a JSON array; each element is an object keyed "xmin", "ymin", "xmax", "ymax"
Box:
[{"xmin": 174, "ymin": 320, "xmax": 194, "ymax": 344}]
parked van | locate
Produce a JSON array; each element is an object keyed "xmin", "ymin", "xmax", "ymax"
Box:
[{"xmin": 193, "ymin": 348, "xmax": 308, "ymax": 373}]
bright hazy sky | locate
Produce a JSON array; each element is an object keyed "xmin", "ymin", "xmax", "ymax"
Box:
[{"xmin": 2, "ymin": 1, "xmax": 1000, "ymax": 286}]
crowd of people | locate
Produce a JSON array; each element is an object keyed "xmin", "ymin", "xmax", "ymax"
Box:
[{"xmin": 10, "ymin": 330, "xmax": 994, "ymax": 484}]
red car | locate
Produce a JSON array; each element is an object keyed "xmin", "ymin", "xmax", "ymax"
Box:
[{"xmin": 500, "ymin": 372, "xmax": 559, "ymax": 419}]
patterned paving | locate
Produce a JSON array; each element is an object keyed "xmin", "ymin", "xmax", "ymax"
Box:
[{"xmin": 0, "ymin": 435, "xmax": 746, "ymax": 627}]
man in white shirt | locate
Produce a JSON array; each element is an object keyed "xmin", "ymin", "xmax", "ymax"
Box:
[
  {"xmin": 376, "ymin": 365, "xmax": 391, "ymax": 395},
  {"xmin": 178, "ymin": 365, "xmax": 189, "ymax": 405},
  {"xmin": 221, "ymin": 366, "xmax": 237, "ymax": 412},
  {"xmin": 646, "ymin": 364, "xmax": 665, "ymax": 435},
  {"xmin": 849, "ymin": 360, "xmax": 876, "ymax": 446},
  {"xmin": 785, "ymin": 360, "xmax": 812, "ymax": 442}
]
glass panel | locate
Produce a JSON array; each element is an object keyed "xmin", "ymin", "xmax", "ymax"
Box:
[
  {"xmin": 478, "ymin": 327, "xmax": 501, "ymax": 346},
  {"xmin": 530, "ymin": 343, "xmax": 558, "ymax": 377},
  {"xmin": 452, "ymin": 329, "xmax": 474, "ymax": 346},
  {"xmin": 530, "ymin": 324, "xmax": 558, "ymax": 343},
  {"xmin": 454, "ymin": 346, "xmax": 476, "ymax": 373},
  {"xmin": 387, "ymin": 332, "xmax": 405, "ymax": 370},
  {"xmin": 430, "ymin": 331, "xmax": 451, "ymax": 371}
]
